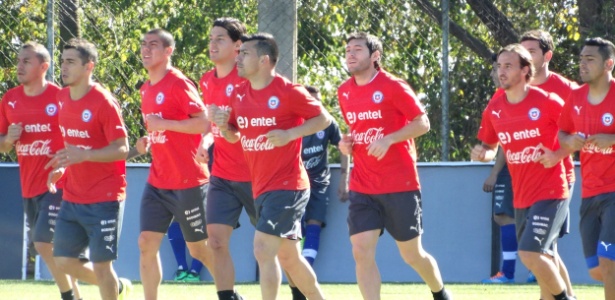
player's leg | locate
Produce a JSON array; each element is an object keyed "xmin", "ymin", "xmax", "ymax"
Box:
[
  {"xmin": 302, "ymin": 183, "xmax": 329, "ymax": 266},
  {"xmin": 139, "ymin": 184, "xmax": 174, "ymax": 299},
  {"xmin": 516, "ymin": 200, "xmax": 569, "ymax": 298},
  {"xmin": 278, "ymin": 238, "xmax": 324, "ymax": 300},
  {"xmin": 167, "ymin": 221, "xmax": 189, "ymax": 281},
  {"xmin": 598, "ymin": 193, "xmax": 615, "ymax": 299},
  {"xmin": 92, "ymin": 260, "xmax": 119, "ymax": 300}
]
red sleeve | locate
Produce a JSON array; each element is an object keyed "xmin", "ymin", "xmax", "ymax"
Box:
[
  {"xmin": 558, "ymin": 93, "xmax": 576, "ymax": 134},
  {"xmin": 477, "ymin": 104, "xmax": 499, "ymax": 145},
  {"xmin": 391, "ymin": 79, "xmax": 425, "ymax": 121},
  {"xmin": 0, "ymin": 92, "xmax": 9, "ymax": 134},
  {"xmin": 289, "ymin": 85, "xmax": 323, "ymax": 120},
  {"xmin": 100, "ymin": 96, "xmax": 128, "ymax": 143},
  {"xmin": 173, "ymin": 79, "xmax": 205, "ymax": 116},
  {"xmin": 337, "ymin": 87, "xmax": 349, "ymax": 125}
]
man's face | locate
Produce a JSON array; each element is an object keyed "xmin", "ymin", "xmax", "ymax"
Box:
[
  {"xmin": 61, "ymin": 48, "xmax": 90, "ymax": 87},
  {"xmin": 579, "ymin": 45, "xmax": 610, "ymax": 84},
  {"xmin": 17, "ymin": 48, "xmax": 46, "ymax": 85},
  {"xmin": 497, "ymin": 51, "xmax": 527, "ymax": 90},
  {"xmin": 141, "ymin": 33, "xmax": 170, "ymax": 70},
  {"xmin": 490, "ymin": 62, "xmax": 500, "ymax": 88},
  {"xmin": 209, "ymin": 26, "xmax": 239, "ymax": 64},
  {"xmin": 520, "ymin": 40, "xmax": 547, "ymax": 74},
  {"xmin": 345, "ymin": 38, "xmax": 377, "ymax": 75},
  {"xmin": 236, "ymin": 40, "xmax": 261, "ymax": 79}
]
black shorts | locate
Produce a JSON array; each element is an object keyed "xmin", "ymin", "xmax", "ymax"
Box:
[
  {"xmin": 347, "ymin": 190, "xmax": 423, "ymax": 242},
  {"xmin": 24, "ymin": 190, "xmax": 63, "ymax": 243},
  {"xmin": 140, "ymin": 183, "xmax": 208, "ymax": 242},
  {"xmin": 255, "ymin": 190, "xmax": 309, "ymax": 240},
  {"xmin": 580, "ymin": 191, "xmax": 615, "ymax": 269},
  {"xmin": 206, "ymin": 176, "xmax": 256, "ymax": 227},
  {"xmin": 53, "ymin": 201, "xmax": 124, "ymax": 263},
  {"xmin": 514, "ymin": 198, "xmax": 569, "ymax": 256},
  {"xmin": 304, "ymin": 182, "xmax": 329, "ymax": 226},
  {"xmin": 493, "ymin": 167, "xmax": 514, "ymax": 218}
]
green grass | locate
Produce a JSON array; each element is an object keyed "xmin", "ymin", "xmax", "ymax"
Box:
[{"xmin": 0, "ymin": 280, "xmax": 604, "ymax": 299}]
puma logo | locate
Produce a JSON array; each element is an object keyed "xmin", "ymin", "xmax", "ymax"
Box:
[
  {"xmin": 534, "ymin": 236, "xmax": 544, "ymax": 246},
  {"xmin": 202, "ymin": 82, "xmax": 209, "ymax": 90},
  {"xmin": 409, "ymin": 225, "xmax": 419, "ymax": 232},
  {"xmin": 236, "ymin": 94, "xmax": 245, "ymax": 102},
  {"xmin": 602, "ymin": 241, "xmax": 612, "ymax": 251},
  {"xmin": 59, "ymin": 102, "xmax": 63, "ymax": 109},
  {"xmin": 342, "ymin": 92, "xmax": 350, "ymax": 100},
  {"xmin": 194, "ymin": 227, "xmax": 204, "ymax": 233},
  {"xmin": 105, "ymin": 245, "xmax": 114, "ymax": 253},
  {"xmin": 495, "ymin": 202, "xmax": 502, "ymax": 208},
  {"xmin": 574, "ymin": 106, "xmax": 582, "ymax": 115},
  {"xmin": 267, "ymin": 220, "xmax": 278, "ymax": 230},
  {"xmin": 7, "ymin": 101, "xmax": 16, "ymax": 109},
  {"xmin": 491, "ymin": 110, "xmax": 501, "ymax": 118},
  {"xmin": 116, "ymin": 125, "xmax": 124, "ymax": 130}
]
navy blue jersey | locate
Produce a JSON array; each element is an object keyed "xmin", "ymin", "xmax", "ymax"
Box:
[{"xmin": 301, "ymin": 119, "xmax": 342, "ymax": 185}]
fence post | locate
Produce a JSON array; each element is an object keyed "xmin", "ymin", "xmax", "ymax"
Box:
[
  {"xmin": 441, "ymin": 0, "xmax": 450, "ymax": 161},
  {"xmin": 46, "ymin": 0, "xmax": 54, "ymax": 82}
]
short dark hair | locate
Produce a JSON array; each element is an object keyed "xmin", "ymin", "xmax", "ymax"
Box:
[
  {"xmin": 241, "ymin": 33, "xmax": 278, "ymax": 66},
  {"xmin": 146, "ymin": 28, "xmax": 175, "ymax": 48},
  {"xmin": 63, "ymin": 38, "xmax": 98, "ymax": 65},
  {"xmin": 520, "ymin": 30, "xmax": 554, "ymax": 54},
  {"xmin": 22, "ymin": 41, "xmax": 50, "ymax": 63},
  {"xmin": 498, "ymin": 43, "xmax": 534, "ymax": 82},
  {"xmin": 346, "ymin": 32, "xmax": 383, "ymax": 69},
  {"xmin": 491, "ymin": 52, "xmax": 498, "ymax": 63},
  {"xmin": 213, "ymin": 17, "xmax": 246, "ymax": 42},
  {"xmin": 584, "ymin": 37, "xmax": 615, "ymax": 62}
]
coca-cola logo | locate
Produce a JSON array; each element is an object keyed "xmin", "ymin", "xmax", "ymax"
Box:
[
  {"xmin": 582, "ymin": 143, "xmax": 614, "ymax": 155},
  {"xmin": 149, "ymin": 131, "xmax": 167, "ymax": 144},
  {"xmin": 240, "ymin": 135, "xmax": 274, "ymax": 151},
  {"xmin": 15, "ymin": 140, "xmax": 53, "ymax": 156},
  {"xmin": 506, "ymin": 146, "xmax": 543, "ymax": 164},
  {"xmin": 304, "ymin": 156, "xmax": 321, "ymax": 169},
  {"xmin": 352, "ymin": 127, "xmax": 385, "ymax": 145}
]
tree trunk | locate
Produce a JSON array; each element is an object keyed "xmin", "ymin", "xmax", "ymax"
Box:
[
  {"xmin": 466, "ymin": 0, "xmax": 518, "ymax": 46},
  {"xmin": 579, "ymin": 0, "xmax": 615, "ymax": 41},
  {"xmin": 59, "ymin": 0, "xmax": 80, "ymax": 49}
]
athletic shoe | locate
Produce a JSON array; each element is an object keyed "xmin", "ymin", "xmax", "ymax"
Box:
[
  {"xmin": 526, "ymin": 271, "xmax": 537, "ymax": 283},
  {"xmin": 174, "ymin": 269, "xmax": 188, "ymax": 281},
  {"xmin": 183, "ymin": 271, "xmax": 201, "ymax": 282},
  {"xmin": 118, "ymin": 277, "xmax": 132, "ymax": 300},
  {"xmin": 481, "ymin": 272, "xmax": 514, "ymax": 284}
]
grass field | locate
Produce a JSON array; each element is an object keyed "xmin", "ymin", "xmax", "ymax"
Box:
[{"xmin": 0, "ymin": 280, "xmax": 605, "ymax": 300}]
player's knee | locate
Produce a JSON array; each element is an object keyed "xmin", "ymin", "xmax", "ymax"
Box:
[
  {"xmin": 53, "ymin": 257, "xmax": 72, "ymax": 274},
  {"xmin": 599, "ymin": 259, "xmax": 615, "ymax": 279},
  {"xmin": 253, "ymin": 241, "xmax": 275, "ymax": 263},
  {"xmin": 351, "ymin": 243, "xmax": 375, "ymax": 263},
  {"xmin": 518, "ymin": 251, "xmax": 538, "ymax": 268},
  {"xmin": 589, "ymin": 267, "xmax": 604, "ymax": 282},
  {"xmin": 207, "ymin": 236, "xmax": 229, "ymax": 252},
  {"xmin": 137, "ymin": 233, "xmax": 158, "ymax": 254}
]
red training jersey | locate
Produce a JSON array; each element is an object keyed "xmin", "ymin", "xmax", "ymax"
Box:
[
  {"xmin": 199, "ymin": 67, "xmax": 251, "ymax": 182},
  {"xmin": 141, "ymin": 68, "xmax": 209, "ymax": 189},
  {"xmin": 536, "ymin": 72, "xmax": 577, "ymax": 183},
  {"xmin": 478, "ymin": 87, "xmax": 568, "ymax": 208},
  {"xmin": 558, "ymin": 80, "xmax": 615, "ymax": 198},
  {"xmin": 228, "ymin": 75, "xmax": 323, "ymax": 198},
  {"xmin": 57, "ymin": 84, "xmax": 127, "ymax": 203},
  {"xmin": 338, "ymin": 70, "xmax": 424, "ymax": 194},
  {"xmin": 0, "ymin": 84, "xmax": 64, "ymax": 198}
]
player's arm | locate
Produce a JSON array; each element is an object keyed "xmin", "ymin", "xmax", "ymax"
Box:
[
  {"xmin": 195, "ymin": 132, "xmax": 214, "ymax": 163},
  {"xmin": 338, "ymin": 150, "xmax": 350, "ymax": 201},
  {"xmin": 558, "ymin": 130, "xmax": 585, "ymax": 152},
  {"xmin": 127, "ymin": 136, "xmax": 150, "ymax": 160},
  {"xmin": 266, "ymin": 110, "xmax": 332, "ymax": 147},
  {"xmin": 0, "ymin": 123, "xmax": 23, "ymax": 153},
  {"xmin": 483, "ymin": 147, "xmax": 505, "ymax": 192},
  {"xmin": 210, "ymin": 105, "xmax": 240, "ymax": 143},
  {"xmin": 471, "ymin": 142, "xmax": 498, "ymax": 163},
  {"xmin": 145, "ymin": 111, "xmax": 209, "ymax": 135},
  {"xmin": 48, "ymin": 137, "xmax": 129, "ymax": 168},
  {"xmin": 366, "ymin": 113, "xmax": 429, "ymax": 160}
]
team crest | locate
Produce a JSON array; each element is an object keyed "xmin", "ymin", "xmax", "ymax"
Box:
[
  {"xmin": 602, "ymin": 113, "xmax": 613, "ymax": 126},
  {"xmin": 268, "ymin": 96, "xmax": 280, "ymax": 109},
  {"xmin": 155, "ymin": 92, "xmax": 165, "ymax": 105},
  {"xmin": 528, "ymin": 108, "xmax": 540, "ymax": 121},
  {"xmin": 45, "ymin": 104, "xmax": 58, "ymax": 116},
  {"xmin": 316, "ymin": 131, "xmax": 325, "ymax": 139},
  {"xmin": 372, "ymin": 91, "xmax": 384, "ymax": 104},
  {"xmin": 225, "ymin": 84, "xmax": 234, "ymax": 97},
  {"xmin": 82, "ymin": 109, "xmax": 92, "ymax": 122}
]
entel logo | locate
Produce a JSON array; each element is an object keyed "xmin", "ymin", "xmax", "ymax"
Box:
[
  {"xmin": 497, "ymin": 128, "xmax": 541, "ymax": 145},
  {"xmin": 346, "ymin": 110, "xmax": 383, "ymax": 125},
  {"xmin": 24, "ymin": 123, "xmax": 52, "ymax": 133},
  {"xmin": 236, "ymin": 116, "xmax": 277, "ymax": 129}
]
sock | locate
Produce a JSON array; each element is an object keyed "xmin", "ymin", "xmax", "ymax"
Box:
[
  {"xmin": 302, "ymin": 224, "xmax": 322, "ymax": 265},
  {"xmin": 190, "ymin": 257, "xmax": 204, "ymax": 275},
  {"xmin": 432, "ymin": 287, "xmax": 451, "ymax": 300},
  {"xmin": 60, "ymin": 290, "xmax": 74, "ymax": 300},
  {"xmin": 501, "ymin": 224, "xmax": 517, "ymax": 279},
  {"xmin": 168, "ymin": 221, "xmax": 188, "ymax": 270},
  {"xmin": 218, "ymin": 290, "xmax": 238, "ymax": 300},
  {"xmin": 554, "ymin": 291, "xmax": 569, "ymax": 300},
  {"xmin": 291, "ymin": 286, "xmax": 307, "ymax": 300}
]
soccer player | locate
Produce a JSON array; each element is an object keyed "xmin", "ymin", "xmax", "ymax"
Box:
[
  {"xmin": 520, "ymin": 29, "xmax": 576, "ymax": 299},
  {"xmin": 46, "ymin": 38, "xmax": 131, "ymax": 300},
  {"xmin": 472, "ymin": 44, "xmax": 572, "ymax": 300},
  {"xmin": 197, "ymin": 17, "xmax": 252, "ymax": 300},
  {"xmin": 136, "ymin": 28, "xmax": 213, "ymax": 300},
  {"xmin": 558, "ymin": 37, "xmax": 615, "ymax": 300},
  {"xmin": 300, "ymin": 85, "xmax": 349, "ymax": 265},
  {"xmin": 211, "ymin": 33, "xmax": 331, "ymax": 300},
  {"xmin": 337, "ymin": 32, "xmax": 451, "ymax": 300},
  {"xmin": 0, "ymin": 41, "xmax": 82, "ymax": 300}
]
